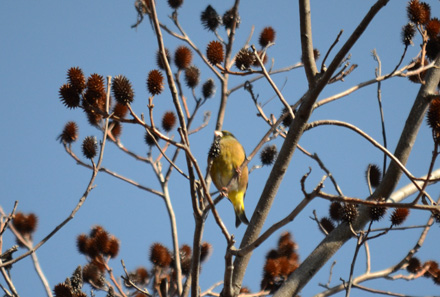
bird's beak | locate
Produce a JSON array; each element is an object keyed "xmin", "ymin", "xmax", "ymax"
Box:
[{"xmin": 214, "ymin": 130, "xmax": 223, "ymax": 138}]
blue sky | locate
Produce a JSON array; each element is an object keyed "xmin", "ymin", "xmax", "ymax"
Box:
[{"xmin": 2, "ymin": 1, "xmax": 440, "ymax": 296}]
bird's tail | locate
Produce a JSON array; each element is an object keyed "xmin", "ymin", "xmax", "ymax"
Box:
[{"xmin": 234, "ymin": 204, "xmax": 249, "ymax": 228}]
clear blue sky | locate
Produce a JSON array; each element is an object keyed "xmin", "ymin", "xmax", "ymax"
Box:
[{"xmin": 2, "ymin": 1, "xmax": 440, "ymax": 296}]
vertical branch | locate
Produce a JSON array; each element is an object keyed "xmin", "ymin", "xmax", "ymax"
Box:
[{"xmin": 299, "ymin": 0, "xmax": 318, "ymax": 86}]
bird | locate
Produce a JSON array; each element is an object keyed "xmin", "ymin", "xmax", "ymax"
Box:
[{"xmin": 208, "ymin": 130, "xmax": 250, "ymax": 227}]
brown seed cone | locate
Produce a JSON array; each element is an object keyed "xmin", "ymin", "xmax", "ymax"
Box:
[
  {"xmin": 200, "ymin": 242, "xmax": 212, "ymax": 262},
  {"xmin": 161, "ymin": 111, "xmax": 177, "ymax": 132},
  {"xmin": 319, "ymin": 217, "xmax": 335, "ymax": 234},
  {"xmin": 106, "ymin": 235, "xmax": 120, "ymax": 258},
  {"xmin": 235, "ymin": 48, "xmax": 256, "ymax": 71},
  {"xmin": 340, "ymin": 203, "xmax": 358, "ymax": 223},
  {"xmin": 112, "ymin": 102, "xmax": 129, "ymax": 119},
  {"xmin": 82, "ymin": 136, "xmax": 98, "ymax": 159},
  {"xmin": 53, "ymin": 283, "xmax": 73, "ymax": 297},
  {"xmin": 259, "ymin": 27, "xmax": 276, "ymax": 47},
  {"xmin": 167, "ymin": 0, "xmax": 183, "ymax": 9},
  {"xmin": 207, "ymin": 41, "xmax": 224, "ymax": 65},
  {"xmin": 260, "ymin": 145, "xmax": 277, "ymax": 166},
  {"xmin": 329, "ymin": 202, "xmax": 342, "ymax": 221},
  {"xmin": 407, "ymin": 0, "xmax": 430, "ymax": 25},
  {"xmin": 59, "ymin": 83, "xmax": 81, "ymax": 109},
  {"xmin": 58, "ymin": 121, "xmax": 79, "ymax": 144},
  {"xmin": 407, "ymin": 257, "xmax": 422, "ymax": 273},
  {"xmin": 112, "ymin": 75, "xmax": 134, "ymax": 105},
  {"xmin": 184, "ymin": 66, "xmax": 200, "ymax": 89},
  {"xmin": 156, "ymin": 48, "xmax": 172, "ymax": 70},
  {"xmin": 390, "ymin": 208, "xmax": 410, "ymax": 226},
  {"xmin": 427, "ymin": 97, "xmax": 440, "ymax": 141},
  {"xmin": 426, "ymin": 18, "xmax": 440, "ymax": 40},
  {"xmin": 201, "ymin": 5, "xmax": 220, "ymax": 31},
  {"xmin": 150, "ymin": 243, "xmax": 172, "ymax": 267},
  {"xmin": 110, "ymin": 121, "xmax": 122, "ymax": 139},
  {"xmin": 202, "ymin": 78, "xmax": 216, "ymax": 99},
  {"xmin": 67, "ymin": 67, "xmax": 86, "ymax": 93},
  {"xmin": 147, "ymin": 70, "xmax": 164, "ymax": 96},
  {"xmin": 174, "ymin": 46, "xmax": 192, "ymax": 70}
]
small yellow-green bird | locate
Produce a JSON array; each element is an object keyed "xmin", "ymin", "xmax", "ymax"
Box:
[{"xmin": 209, "ymin": 130, "xmax": 249, "ymax": 227}]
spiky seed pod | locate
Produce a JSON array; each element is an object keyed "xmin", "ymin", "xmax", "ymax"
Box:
[
  {"xmin": 260, "ymin": 145, "xmax": 278, "ymax": 166},
  {"xmin": 369, "ymin": 197, "xmax": 387, "ymax": 222},
  {"xmin": 366, "ymin": 164, "xmax": 382, "ymax": 188},
  {"xmin": 424, "ymin": 260, "xmax": 439, "ymax": 278},
  {"xmin": 161, "ymin": 111, "xmax": 177, "ymax": 132},
  {"xmin": 319, "ymin": 217, "xmax": 335, "ymax": 234},
  {"xmin": 174, "ymin": 46, "xmax": 192, "ymax": 70},
  {"xmin": 200, "ymin": 242, "xmax": 212, "ymax": 262},
  {"xmin": 13, "ymin": 212, "xmax": 38, "ymax": 235},
  {"xmin": 76, "ymin": 234, "xmax": 89, "ymax": 255},
  {"xmin": 156, "ymin": 48, "xmax": 172, "ymax": 70},
  {"xmin": 329, "ymin": 202, "xmax": 342, "ymax": 221},
  {"xmin": 259, "ymin": 27, "xmax": 276, "ymax": 47},
  {"xmin": 147, "ymin": 69, "xmax": 164, "ymax": 96},
  {"xmin": 112, "ymin": 75, "xmax": 134, "ymax": 105},
  {"xmin": 264, "ymin": 258, "xmax": 281, "ymax": 277},
  {"xmin": 390, "ymin": 208, "xmax": 410, "ymax": 226},
  {"xmin": 207, "ymin": 41, "xmax": 224, "ymax": 65},
  {"xmin": 85, "ymin": 109, "xmax": 103, "ymax": 127},
  {"xmin": 202, "ymin": 78, "xmax": 216, "ymax": 99},
  {"xmin": 83, "ymin": 263, "xmax": 105, "ymax": 288},
  {"xmin": 252, "ymin": 50, "xmax": 268, "ymax": 68},
  {"xmin": 240, "ymin": 287, "xmax": 250, "ymax": 294},
  {"xmin": 134, "ymin": 267, "xmax": 149, "ymax": 285},
  {"xmin": 59, "ymin": 84, "xmax": 81, "ymax": 109},
  {"xmin": 110, "ymin": 121, "xmax": 122, "ymax": 139},
  {"xmin": 222, "ymin": 8, "xmax": 240, "ymax": 30},
  {"xmin": 112, "ymin": 102, "xmax": 129, "ymax": 119},
  {"xmin": 401, "ymin": 23, "xmax": 416, "ymax": 47},
  {"xmin": 201, "ymin": 5, "xmax": 221, "ymax": 31},
  {"xmin": 85, "ymin": 237, "xmax": 100, "ymax": 259},
  {"xmin": 70, "ymin": 266, "xmax": 83, "ymax": 293},
  {"xmin": 59, "ymin": 121, "xmax": 79, "ymax": 144},
  {"xmin": 167, "ymin": 0, "xmax": 183, "ymax": 10},
  {"xmin": 84, "ymin": 74, "xmax": 106, "ymax": 105},
  {"xmin": 89, "ymin": 225, "xmax": 105, "ymax": 238},
  {"xmin": 407, "ymin": 0, "xmax": 430, "ymax": 25},
  {"xmin": 150, "ymin": 243, "xmax": 172, "ymax": 267},
  {"xmin": 427, "ymin": 97, "xmax": 440, "ymax": 141},
  {"xmin": 208, "ymin": 134, "xmax": 221, "ymax": 159},
  {"xmin": 53, "ymin": 283, "xmax": 73, "ymax": 297},
  {"xmin": 313, "ymin": 48, "xmax": 321, "ymax": 60},
  {"xmin": 184, "ymin": 66, "xmax": 200, "ymax": 89},
  {"xmin": 93, "ymin": 228, "xmax": 110, "ymax": 254},
  {"xmin": 407, "ymin": 257, "xmax": 422, "ymax": 273},
  {"xmin": 23, "ymin": 213, "xmax": 37, "ymax": 234},
  {"xmin": 407, "ymin": 58, "xmax": 428, "ymax": 83},
  {"xmin": 340, "ymin": 203, "xmax": 358, "ymax": 223},
  {"xmin": 67, "ymin": 67, "xmax": 86, "ymax": 93},
  {"xmin": 179, "ymin": 244, "xmax": 192, "ymax": 275},
  {"xmin": 145, "ymin": 130, "xmax": 158, "ymax": 147},
  {"xmin": 82, "ymin": 136, "xmax": 98, "ymax": 159},
  {"xmin": 281, "ymin": 107, "xmax": 294, "ymax": 127},
  {"xmin": 235, "ymin": 48, "xmax": 256, "ymax": 71},
  {"xmin": 106, "ymin": 235, "xmax": 120, "ymax": 258},
  {"xmin": 427, "ymin": 18, "xmax": 440, "ymax": 40}
]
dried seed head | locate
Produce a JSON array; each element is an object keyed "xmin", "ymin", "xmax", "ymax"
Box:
[
  {"xmin": 167, "ymin": 0, "xmax": 183, "ymax": 10},
  {"xmin": 319, "ymin": 217, "xmax": 335, "ymax": 234},
  {"xmin": 427, "ymin": 97, "xmax": 440, "ymax": 141},
  {"xmin": 202, "ymin": 78, "xmax": 216, "ymax": 99},
  {"xmin": 110, "ymin": 121, "xmax": 122, "ymax": 139},
  {"xmin": 252, "ymin": 50, "xmax": 268, "ymax": 68},
  {"xmin": 112, "ymin": 75, "xmax": 134, "ymax": 105},
  {"xmin": 67, "ymin": 67, "xmax": 86, "ymax": 93},
  {"xmin": 235, "ymin": 48, "xmax": 256, "ymax": 71},
  {"xmin": 368, "ymin": 197, "xmax": 387, "ymax": 222},
  {"xmin": 390, "ymin": 208, "xmax": 410, "ymax": 226},
  {"xmin": 112, "ymin": 102, "xmax": 129, "ymax": 119},
  {"xmin": 278, "ymin": 231, "xmax": 295, "ymax": 252},
  {"xmin": 156, "ymin": 48, "xmax": 172, "ymax": 70},
  {"xmin": 147, "ymin": 69, "xmax": 164, "ymax": 96},
  {"xmin": 340, "ymin": 203, "xmax": 358, "ymax": 224},
  {"xmin": 366, "ymin": 164, "xmax": 382, "ymax": 188},
  {"xmin": 85, "ymin": 109, "xmax": 103, "ymax": 127},
  {"xmin": 329, "ymin": 202, "xmax": 342, "ymax": 221},
  {"xmin": 200, "ymin": 242, "xmax": 212, "ymax": 262},
  {"xmin": 424, "ymin": 260, "xmax": 439, "ymax": 278},
  {"xmin": 201, "ymin": 5, "xmax": 221, "ymax": 31},
  {"xmin": 407, "ymin": 0, "xmax": 430, "ymax": 25},
  {"xmin": 59, "ymin": 83, "xmax": 81, "ymax": 109},
  {"xmin": 260, "ymin": 145, "xmax": 278, "ymax": 166},
  {"xmin": 280, "ymin": 107, "xmax": 294, "ymax": 127},
  {"xmin": 207, "ymin": 40, "xmax": 224, "ymax": 65},
  {"xmin": 259, "ymin": 27, "xmax": 276, "ymax": 47},
  {"xmin": 92, "ymin": 228, "xmax": 110, "ymax": 255},
  {"xmin": 174, "ymin": 46, "xmax": 193, "ymax": 70},
  {"xmin": 222, "ymin": 8, "xmax": 240, "ymax": 30},
  {"xmin": 85, "ymin": 74, "xmax": 106, "ymax": 105},
  {"xmin": 161, "ymin": 111, "xmax": 177, "ymax": 132},
  {"xmin": 179, "ymin": 244, "xmax": 192, "ymax": 275},
  {"xmin": 427, "ymin": 18, "xmax": 440, "ymax": 40},
  {"xmin": 145, "ymin": 130, "xmax": 158, "ymax": 147},
  {"xmin": 407, "ymin": 257, "xmax": 422, "ymax": 273},
  {"xmin": 313, "ymin": 48, "xmax": 321, "ymax": 60},
  {"xmin": 184, "ymin": 66, "xmax": 200, "ymax": 89},
  {"xmin": 76, "ymin": 234, "xmax": 89, "ymax": 255},
  {"xmin": 83, "ymin": 263, "xmax": 105, "ymax": 288},
  {"xmin": 133, "ymin": 267, "xmax": 149, "ymax": 286},
  {"xmin": 59, "ymin": 121, "xmax": 79, "ymax": 144},
  {"xmin": 82, "ymin": 136, "xmax": 98, "ymax": 159},
  {"xmin": 150, "ymin": 243, "xmax": 172, "ymax": 267},
  {"xmin": 53, "ymin": 283, "xmax": 73, "ymax": 297},
  {"xmin": 208, "ymin": 134, "xmax": 221, "ymax": 159},
  {"xmin": 106, "ymin": 235, "xmax": 120, "ymax": 258},
  {"xmin": 401, "ymin": 23, "xmax": 416, "ymax": 46},
  {"xmin": 13, "ymin": 212, "xmax": 38, "ymax": 235}
]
